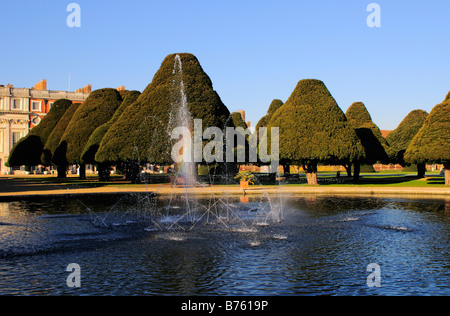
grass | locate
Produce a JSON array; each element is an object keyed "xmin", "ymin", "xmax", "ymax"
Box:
[{"xmin": 3, "ymin": 171, "xmax": 446, "ymax": 188}]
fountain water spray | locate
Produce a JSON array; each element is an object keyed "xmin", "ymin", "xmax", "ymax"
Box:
[
  {"xmin": 90, "ymin": 54, "xmax": 286, "ymax": 233},
  {"xmin": 171, "ymin": 54, "xmax": 197, "ymax": 187}
]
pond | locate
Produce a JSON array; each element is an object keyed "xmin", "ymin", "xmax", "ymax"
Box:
[{"xmin": 0, "ymin": 193, "xmax": 449, "ymax": 296}]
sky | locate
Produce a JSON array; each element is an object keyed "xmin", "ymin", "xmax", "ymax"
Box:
[{"xmin": 1, "ymin": 0, "xmax": 449, "ymax": 130}]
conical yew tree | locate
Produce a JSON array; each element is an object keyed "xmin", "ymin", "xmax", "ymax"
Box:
[
  {"xmin": 405, "ymin": 99, "xmax": 450, "ymax": 185},
  {"xmin": 386, "ymin": 109, "xmax": 428, "ymax": 177},
  {"xmin": 345, "ymin": 102, "xmax": 392, "ymax": 181},
  {"xmin": 255, "ymin": 99, "xmax": 284, "ymax": 137},
  {"xmin": 7, "ymin": 99, "xmax": 73, "ymax": 168},
  {"xmin": 81, "ymin": 90, "xmax": 141, "ymax": 180},
  {"xmin": 255, "ymin": 99, "xmax": 285, "ymax": 172},
  {"xmin": 41, "ymin": 101, "xmax": 81, "ymax": 178},
  {"xmin": 267, "ymin": 79, "xmax": 364, "ymax": 185},
  {"xmin": 53, "ymin": 88, "xmax": 123, "ymax": 178},
  {"xmin": 96, "ymin": 53, "xmax": 231, "ymax": 170}
]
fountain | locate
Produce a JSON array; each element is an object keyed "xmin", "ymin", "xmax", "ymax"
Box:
[
  {"xmin": 88, "ymin": 54, "xmax": 286, "ymax": 233},
  {"xmin": 170, "ymin": 54, "xmax": 197, "ymax": 187}
]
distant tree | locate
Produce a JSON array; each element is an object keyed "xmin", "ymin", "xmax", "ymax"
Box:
[
  {"xmin": 267, "ymin": 79, "xmax": 364, "ymax": 185},
  {"xmin": 345, "ymin": 102, "xmax": 392, "ymax": 181},
  {"xmin": 255, "ymin": 99, "xmax": 284, "ymax": 137},
  {"xmin": 230, "ymin": 112, "xmax": 248, "ymax": 131},
  {"xmin": 405, "ymin": 99, "xmax": 450, "ymax": 185},
  {"xmin": 254, "ymin": 99, "xmax": 291, "ymax": 175},
  {"xmin": 53, "ymin": 88, "xmax": 123, "ymax": 179},
  {"xmin": 386, "ymin": 109, "xmax": 428, "ymax": 177},
  {"xmin": 227, "ymin": 112, "xmax": 252, "ymax": 173},
  {"xmin": 81, "ymin": 90, "xmax": 141, "ymax": 181},
  {"xmin": 96, "ymin": 53, "xmax": 231, "ymax": 181},
  {"xmin": 41, "ymin": 102, "xmax": 81, "ymax": 178},
  {"xmin": 7, "ymin": 99, "xmax": 73, "ymax": 169}
]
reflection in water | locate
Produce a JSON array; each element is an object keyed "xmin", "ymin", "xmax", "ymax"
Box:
[
  {"xmin": 0, "ymin": 203, "xmax": 10, "ymax": 217},
  {"xmin": 0, "ymin": 194, "xmax": 449, "ymax": 295}
]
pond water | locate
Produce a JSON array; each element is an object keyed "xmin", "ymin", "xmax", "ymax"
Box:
[{"xmin": 0, "ymin": 193, "xmax": 449, "ymax": 296}]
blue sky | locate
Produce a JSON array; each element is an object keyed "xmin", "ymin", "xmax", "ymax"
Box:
[{"xmin": 1, "ymin": 0, "xmax": 449, "ymax": 130}]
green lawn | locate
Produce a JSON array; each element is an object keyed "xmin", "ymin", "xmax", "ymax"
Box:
[
  {"xmin": 5, "ymin": 172, "xmax": 446, "ymax": 188},
  {"xmin": 282, "ymin": 172, "xmax": 445, "ymax": 187}
]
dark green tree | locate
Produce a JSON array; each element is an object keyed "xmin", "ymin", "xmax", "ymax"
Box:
[
  {"xmin": 254, "ymin": 100, "xmax": 288, "ymax": 175},
  {"xmin": 228, "ymin": 112, "xmax": 251, "ymax": 173},
  {"xmin": 445, "ymin": 91, "xmax": 450, "ymax": 102},
  {"xmin": 267, "ymin": 79, "xmax": 364, "ymax": 185},
  {"xmin": 405, "ymin": 99, "xmax": 450, "ymax": 185},
  {"xmin": 255, "ymin": 99, "xmax": 284, "ymax": 137},
  {"xmin": 41, "ymin": 102, "xmax": 81, "ymax": 178},
  {"xmin": 96, "ymin": 53, "xmax": 231, "ymax": 176},
  {"xmin": 53, "ymin": 88, "xmax": 123, "ymax": 179},
  {"xmin": 386, "ymin": 109, "xmax": 428, "ymax": 177},
  {"xmin": 81, "ymin": 90, "xmax": 141, "ymax": 180},
  {"xmin": 345, "ymin": 102, "xmax": 392, "ymax": 181},
  {"xmin": 7, "ymin": 99, "xmax": 73, "ymax": 168}
]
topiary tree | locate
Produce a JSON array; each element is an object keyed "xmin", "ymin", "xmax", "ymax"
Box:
[
  {"xmin": 81, "ymin": 90, "xmax": 141, "ymax": 180},
  {"xmin": 445, "ymin": 91, "xmax": 450, "ymax": 102},
  {"xmin": 255, "ymin": 99, "xmax": 284, "ymax": 137},
  {"xmin": 227, "ymin": 112, "xmax": 251, "ymax": 174},
  {"xmin": 405, "ymin": 99, "xmax": 450, "ymax": 185},
  {"xmin": 7, "ymin": 99, "xmax": 73, "ymax": 169},
  {"xmin": 267, "ymin": 79, "xmax": 364, "ymax": 185},
  {"xmin": 41, "ymin": 102, "xmax": 81, "ymax": 178},
  {"xmin": 96, "ymin": 53, "xmax": 231, "ymax": 181},
  {"xmin": 345, "ymin": 102, "xmax": 392, "ymax": 181},
  {"xmin": 254, "ymin": 99, "xmax": 291, "ymax": 175},
  {"xmin": 386, "ymin": 109, "xmax": 428, "ymax": 177},
  {"xmin": 53, "ymin": 88, "xmax": 123, "ymax": 179}
]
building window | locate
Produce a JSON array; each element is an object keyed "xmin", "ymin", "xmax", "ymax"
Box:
[
  {"xmin": 12, "ymin": 99, "xmax": 21, "ymax": 110},
  {"xmin": 12, "ymin": 132, "xmax": 21, "ymax": 147},
  {"xmin": 31, "ymin": 101, "xmax": 42, "ymax": 112},
  {"xmin": 48, "ymin": 101, "xmax": 54, "ymax": 110},
  {"xmin": 0, "ymin": 98, "xmax": 3, "ymax": 109}
]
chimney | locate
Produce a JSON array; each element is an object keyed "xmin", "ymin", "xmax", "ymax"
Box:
[
  {"xmin": 116, "ymin": 85, "xmax": 126, "ymax": 91},
  {"xmin": 34, "ymin": 79, "xmax": 47, "ymax": 90},
  {"xmin": 75, "ymin": 84, "xmax": 92, "ymax": 94}
]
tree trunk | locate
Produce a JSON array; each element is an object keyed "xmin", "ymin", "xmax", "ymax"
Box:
[
  {"xmin": 417, "ymin": 163, "xmax": 426, "ymax": 178},
  {"xmin": 127, "ymin": 162, "xmax": 141, "ymax": 184},
  {"xmin": 98, "ymin": 164, "xmax": 111, "ymax": 182},
  {"xmin": 344, "ymin": 163, "xmax": 352, "ymax": 177},
  {"xmin": 304, "ymin": 163, "xmax": 318, "ymax": 185},
  {"xmin": 283, "ymin": 164, "xmax": 291, "ymax": 177},
  {"xmin": 353, "ymin": 162, "xmax": 361, "ymax": 182},
  {"xmin": 79, "ymin": 164, "xmax": 86, "ymax": 180},
  {"xmin": 445, "ymin": 163, "xmax": 450, "ymax": 186},
  {"xmin": 57, "ymin": 165, "xmax": 67, "ymax": 179}
]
